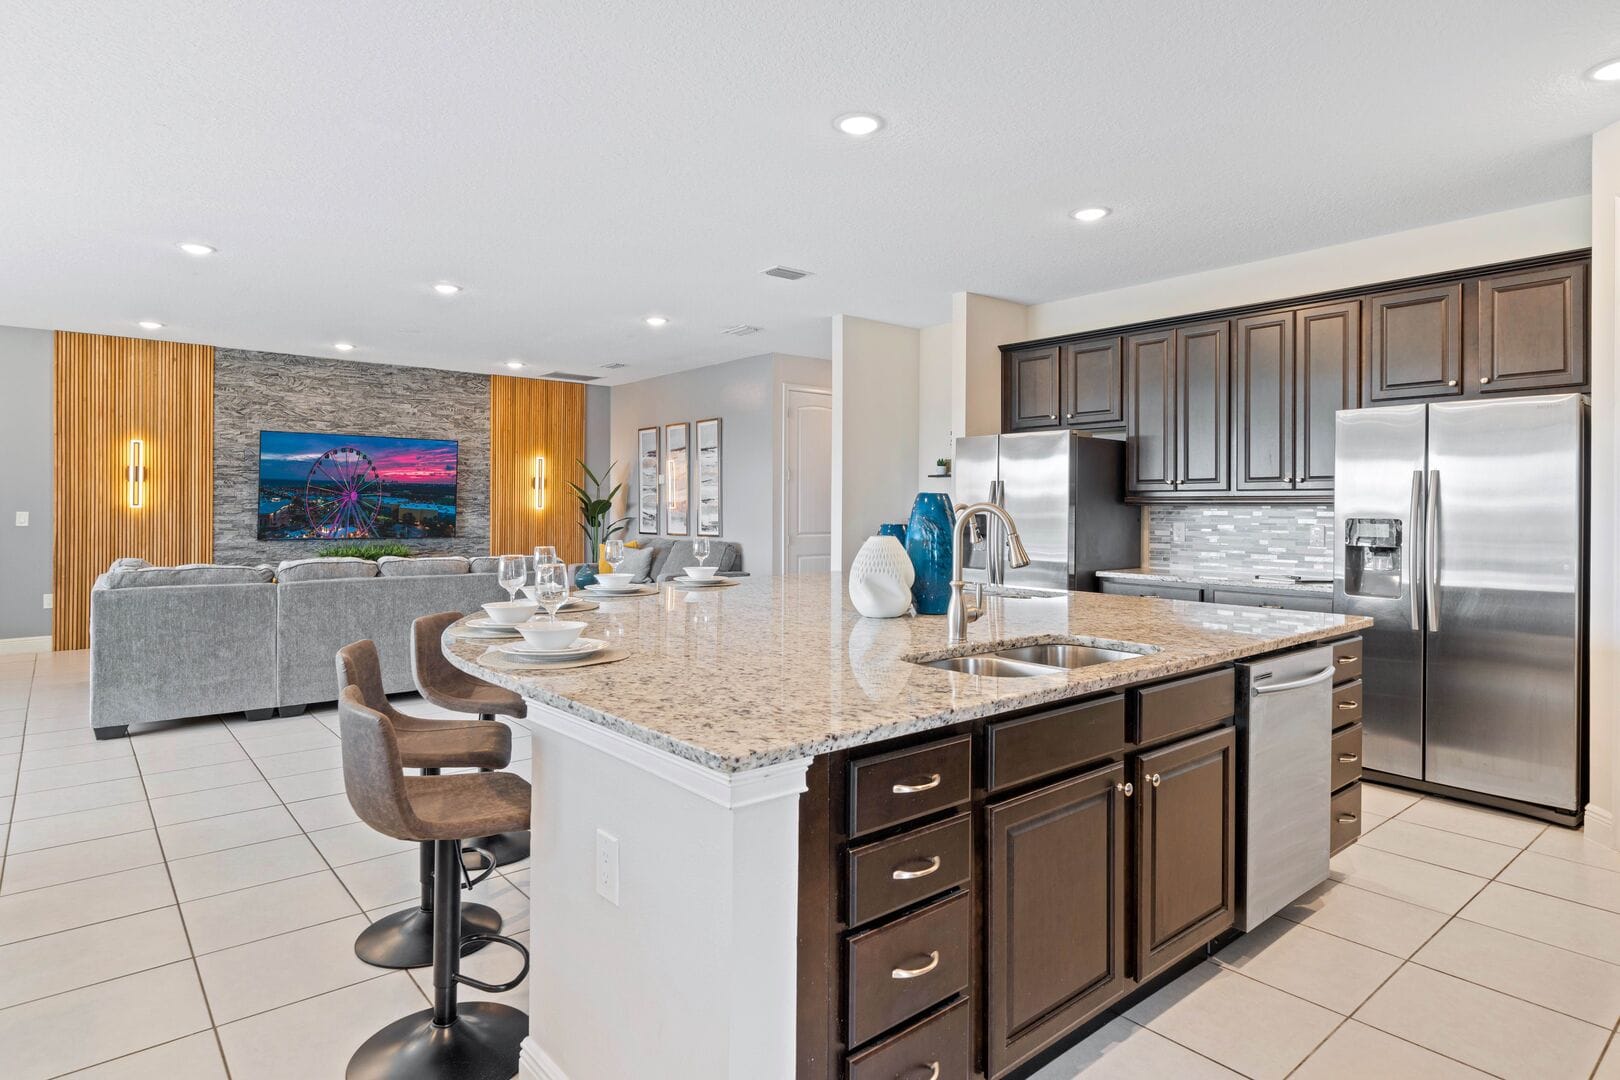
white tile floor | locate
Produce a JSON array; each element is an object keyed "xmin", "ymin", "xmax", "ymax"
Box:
[
  {"xmin": 0, "ymin": 649, "xmax": 533, "ymax": 1079},
  {"xmin": 7, "ymin": 646, "xmax": 1620, "ymax": 1078}
]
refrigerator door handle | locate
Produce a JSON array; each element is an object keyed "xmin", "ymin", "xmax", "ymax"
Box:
[
  {"xmin": 1425, "ymin": 469, "xmax": 1441, "ymax": 633},
  {"xmin": 1408, "ymin": 470, "xmax": 1423, "ymax": 631}
]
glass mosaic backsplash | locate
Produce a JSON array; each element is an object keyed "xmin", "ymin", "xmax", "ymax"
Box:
[{"xmin": 1146, "ymin": 503, "xmax": 1334, "ymax": 577}]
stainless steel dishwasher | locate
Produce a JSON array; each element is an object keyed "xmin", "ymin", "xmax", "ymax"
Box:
[{"xmin": 1235, "ymin": 646, "xmax": 1335, "ymax": 931}]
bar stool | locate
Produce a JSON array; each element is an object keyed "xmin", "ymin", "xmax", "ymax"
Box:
[
  {"xmin": 338, "ymin": 686, "xmax": 532, "ymax": 1080},
  {"xmin": 337, "ymin": 641, "xmax": 510, "ymax": 970},
  {"xmin": 412, "ymin": 611, "xmax": 531, "ymax": 867}
]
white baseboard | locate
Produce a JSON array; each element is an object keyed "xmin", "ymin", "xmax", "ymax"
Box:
[
  {"xmin": 1585, "ymin": 803, "xmax": 1616, "ymax": 846},
  {"xmin": 0, "ymin": 635, "xmax": 50, "ymax": 655},
  {"xmin": 519, "ymin": 1038, "xmax": 569, "ymax": 1080}
]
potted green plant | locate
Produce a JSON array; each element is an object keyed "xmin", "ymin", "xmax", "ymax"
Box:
[{"xmin": 569, "ymin": 459, "xmax": 631, "ymax": 587}]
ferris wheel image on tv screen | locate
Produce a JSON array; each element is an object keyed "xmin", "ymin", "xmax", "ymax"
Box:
[
  {"xmin": 255, "ymin": 430, "xmax": 460, "ymax": 541},
  {"xmin": 303, "ymin": 446, "xmax": 383, "ymax": 538}
]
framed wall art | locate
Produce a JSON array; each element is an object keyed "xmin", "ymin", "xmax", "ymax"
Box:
[
  {"xmin": 637, "ymin": 426, "xmax": 660, "ymax": 534},
  {"xmin": 695, "ymin": 417, "xmax": 721, "ymax": 538},
  {"xmin": 664, "ymin": 422, "xmax": 690, "ymax": 536}
]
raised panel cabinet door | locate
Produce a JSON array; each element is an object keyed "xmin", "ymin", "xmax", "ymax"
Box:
[
  {"xmin": 1005, "ymin": 346, "xmax": 1061, "ymax": 431},
  {"xmin": 1174, "ymin": 321, "xmax": 1231, "ymax": 492},
  {"xmin": 1135, "ymin": 726, "xmax": 1236, "ymax": 981},
  {"xmin": 1124, "ymin": 330, "xmax": 1176, "ymax": 493},
  {"xmin": 986, "ymin": 761, "xmax": 1128, "ymax": 1079},
  {"xmin": 1295, "ymin": 300, "xmax": 1360, "ymax": 490},
  {"xmin": 1474, "ymin": 261, "xmax": 1588, "ymax": 393},
  {"xmin": 1062, "ymin": 336, "xmax": 1125, "ymax": 428},
  {"xmin": 1365, "ymin": 283, "xmax": 1463, "ymax": 402},
  {"xmin": 1232, "ymin": 310, "xmax": 1294, "ymax": 492}
]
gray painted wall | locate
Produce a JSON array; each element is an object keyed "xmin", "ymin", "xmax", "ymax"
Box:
[
  {"xmin": 1147, "ymin": 503, "xmax": 1333, "ymax": 577},
  {"xmin": 0, "ymin": 326, "xmax": 54, "ymax": 639},
  {"xmin": 584, "ymin": 384, "xmax": 612, "ymax": 485},
  {"xmin": 610, "ymin": 353, "xmax": 830, "ymax": 574},
  {"xmin": 214, "ymin": 349, "xmax": 491, "ymax": 566}
]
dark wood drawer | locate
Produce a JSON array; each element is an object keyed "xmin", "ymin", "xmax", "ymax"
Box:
[
  {"xmin": 848, "ymin": 815, "xmax": 972, "ymax": 928},
  {"xmin": 1333, "ymin": 680, "xmax": 1363, "ymax": 729},
  {"xmin": 847, "ymin": 997, "xmax": 971, "ymax": 1080},
  {"xmin": 1100, "ymin": 580, "xmax": 1205, "ymax": 602},
  {"xmin": 1132, "ymin": 668, "xmax": 1235, "ymax": 746},
  {"xmin": 1332, "ymin": 637, "xmax": 1363, "ymax": 685},
  {"xmin": 1206, "ymin": 588, "xmax": 1334, "ymax": 613},
  {"xmin": 1332, "ymin": 723, "xmax": 1363, "ymax": 792},
  {"xmin": 987, "ymin": 694, "xmax": 1124, "ymax": 792},
  {"xmin": 850, "ymin": 735, "xmax": 972, "ymax": 839},
  {"xmin": 846, "ymin": 892, "xmax": 972, "ymax": 1048},
  {"xmin": 1331, "ymin": 782, "xmax": 1362, "ymax": 853}
]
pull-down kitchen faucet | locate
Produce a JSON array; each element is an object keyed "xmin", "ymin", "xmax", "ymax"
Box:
[{"xmin": 948, "ymin": 502, "xmax": 1030, "ymax": 644}]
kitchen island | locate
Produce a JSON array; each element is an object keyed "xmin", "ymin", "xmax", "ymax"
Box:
[{"xmin": 443, "ymin": 573, "xmax": 1371, "ymax": 1080}]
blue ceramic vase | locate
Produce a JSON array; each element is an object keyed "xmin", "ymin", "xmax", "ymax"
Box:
[
  {"xmin": 574, "ymin": 563, "xmax": 598, "ymax": 589},
  {"xmin": 904, "ymin": 493, "xmax": 954, "ymax": 615},
  {"xmin": 878, "ymin": 522, "xmax": 908, "ymax": 545}
]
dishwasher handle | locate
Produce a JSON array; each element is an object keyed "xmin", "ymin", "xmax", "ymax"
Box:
[{"xmin": 1251, "ymin": 666, "xmax": 1336, "ymax": 697}]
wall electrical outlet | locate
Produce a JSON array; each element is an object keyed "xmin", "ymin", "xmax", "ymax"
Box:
[
  {"xmin": 14, "ymin": 511, "xmax": 28, "ymax": 526},
  {"xmin": 1171, "ymin": 522, "xmax": 1186, "ymax": 543},
  {"xmin": 595, "ymin": 829, "xmax": 620, "ymax": 906},
  {"xmin": 1311, "ymin": 525, "xmax": 1328, "ymax": 548},
  {"xmin": 42, "ymin": 593, "xmax": 52, "ymax": 609}
]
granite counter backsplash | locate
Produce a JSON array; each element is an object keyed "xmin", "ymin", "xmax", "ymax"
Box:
[{"xmin": 1148, "ymin": 504, "xmax": 1333, "ymax": 578}]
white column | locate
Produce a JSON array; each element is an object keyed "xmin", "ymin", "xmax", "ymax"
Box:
[
  {"xmin": 1588, "ymin": 121, "xmax": 1620, "ymax": 846},
  {"xmin": 517, "ymin": 701, "xmax": 810, "ymax": 1080}
]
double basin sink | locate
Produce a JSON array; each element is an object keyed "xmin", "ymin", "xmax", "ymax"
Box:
[{"xmin": 919, "ymin": 642, "xmax": 1151, "ymax": 678}]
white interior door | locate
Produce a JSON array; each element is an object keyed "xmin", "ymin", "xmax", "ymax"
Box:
[{"xmin": 783, "ymin": 386, "xmax": 833, "ymax": 573}]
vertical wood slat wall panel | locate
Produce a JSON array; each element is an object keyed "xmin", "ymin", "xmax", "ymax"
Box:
[
  {"xmin": 52, "ymin": 332, "xmax": 214, "ymax": 650},
  {"xmin": 488, "ymin": 376, "xmax": 586, "ymax": 562}
]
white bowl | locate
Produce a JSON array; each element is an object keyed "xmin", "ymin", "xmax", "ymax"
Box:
[
  {"xmin": 595, "ymin": 573, "xmax": 634, "ymax": 589},
  {"xmin": 482, "ymin": 600, "xmax": 538, "ymax": 625},
  {"xmin": 683, "ymin": 565, "xmax": 718, "ymax": 580},
  {"xmin": 516, "ymin": 620, "xmax": 586, "ymax": 650}
]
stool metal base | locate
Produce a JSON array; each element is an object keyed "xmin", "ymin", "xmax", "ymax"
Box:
[
  {"xmin": 355, "ymin": 903, "xmax": 501, "ymax": 970},
  {"xmin": 469, "ymin": 830, "xmax": 529, "ymax": 868},
  {"xmin": 346, "ymin": 1002, "xmax": 527, "ymax": 1080}
]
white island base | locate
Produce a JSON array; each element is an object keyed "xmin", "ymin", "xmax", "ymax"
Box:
[{"xmin": 517, "ymin": 700, "xmax": 811, "ymax": 1080}]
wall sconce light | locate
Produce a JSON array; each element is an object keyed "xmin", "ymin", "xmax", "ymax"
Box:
[
  {"xmin": 531, "ymin": 455, "xmax": 545, "ymax": 509},
  {"xmin": 126, "ymin": 438, "xmax": 147, "ymax": 509}
]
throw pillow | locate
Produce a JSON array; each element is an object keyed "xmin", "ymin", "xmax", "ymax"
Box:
[
  {"xmin": 276, "ymin": 557, "xmax": 379, "ymax": 582},
  {"xmin": 618, "ymin": 545, "xmax": 658, "ymax": 582},
  {"xmin": 376, "ymin": 555, "xmax": 471, "ymax": 577}
]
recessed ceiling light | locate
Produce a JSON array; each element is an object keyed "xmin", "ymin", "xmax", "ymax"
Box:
[
  {"xmin": 1591, "ymin": 58, "xmax": 1620, "ymax": 82},
  {"xmin": 137, "ymin": 320, "xmax": 163, "ymax": 330},
  {"xmin": 644, "ymin": 315, "xmax": 668, "ymax": 327},
  {"xmin": 177, "ymin": 242, "xmax": 215, "ymax": 256},
  {"xmin": 1071, "ymin": 207, "xmax": 1111, "ymax": 223},
  {"xmin": 504, "ymin": 361, "xmax": 525, "ymax": 369},
  {"xmin": 834, "ymin": 113, "xmax": 885, "ymax": 137},
  {"xmin": 333, "ymin": 342, "xmax": 355, "ymax": 352},
  {"xmin": 433, "ymin": 282, "xmax": 462, "ymax": 295}
]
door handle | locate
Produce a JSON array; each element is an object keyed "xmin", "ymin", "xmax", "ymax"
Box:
[
  {"xmin": 1116, "ymin": 781, "xmax": 1134, "ymax": 797},
  {"xmin": 1425, "ymin": 469, "xmax": 1440, "ymax": 633},
  {"xmin": 1251, "ymin": 666, "xmax": 1336, "ymax": 696},
  {"xmin": 891, "ymin": 951, "xmax": 940, "ymax": 980},
  {"xmin": 1408, "ymin": 470, "xmax": 1423, "ymax": 631}
]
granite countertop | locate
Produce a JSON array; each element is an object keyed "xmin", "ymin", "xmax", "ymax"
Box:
[
  {"xmin": 444, "ymin": 573, "xmax": 1370, "ymax": 775},
  {"xmin": 1097, "ymin": 567, "xmax": 1334, "ymax": 595}
]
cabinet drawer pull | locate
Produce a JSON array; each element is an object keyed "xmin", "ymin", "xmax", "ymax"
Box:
[
  {"xmin": 891, "ymin": 855, "xmax": 942, "ymax": 881},
  {"xmin": 891, "ymin": 951, "xmax": 940, "ymax": 980},
  {"xmin": 1447, "ymin": 379, "xmax": 1458, "ymax": 387},
  {"xmin": 892, "ymin": 774, "xmax": 942, "ymax": 795},
  {"xmin": 914, "ymin": 1064, "xmax": 940, "ymax": 1080},
  {"xmin": 1336, "ymin": 812, "xmax": 1358, "ymax": 823},
  {"xmin": 1480, "ymin": 376, "xmax": 1491, "ymax": 384},
  {"xmin": 1116, "ymin": 781, "xmax": 1134, "ymax": 797},
  {"xmin": 1337, "ymin": 701, "xmax": 1358, "ymax": 710},
  {"xmin": 1147, "ymin": 772, "xmax": 1162, "ymax": 788},
  {"xmin": 1336, "ymin": 655, "xmax": 1357, "ymax": 665},
  {"xmin": 1337, "ymin": 753, "xmax": 1360, "ymax": 763}
]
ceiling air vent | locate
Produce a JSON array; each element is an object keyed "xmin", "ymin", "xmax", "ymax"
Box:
[
  {"xmin": 720, "ymin": 324, "xmax": 762, "ymax": 337},
  {"xmin": 762, "ymin": 265, "xmax": 810, "ymax": 281},
  {"xmin": 540, "ymin": 371, "xmax": 601, "ymax": 382},
  {"xmin": 600, "ymin": 362, "xmax": 627, "ymax": 370}
]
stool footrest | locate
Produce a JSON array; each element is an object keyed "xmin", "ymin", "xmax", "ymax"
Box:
[
  {"xmin": 461, "ymin": 844, "xmax": 497, "ymax": 888},
  {"xmin": 455, "ymin": 932, "xmax": 530, "ymax": 994}
]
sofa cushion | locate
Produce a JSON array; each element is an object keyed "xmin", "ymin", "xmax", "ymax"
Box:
[
  {"xmin": 277, "ymin": 557, "xmax": 379, "ymax": 582},
  {"xmin": 108, "ymin": 557, "xmax": 152, "ymax": 572},
  {"xmin": 376, "ymin": 555, "xmax": 470, "ymax": 577},
  {"xmin": 618, "ymin": 546, "xmax": 659, "ymax": 582},
  {"xmin": 655, "ymin": 540, "xmax": 740, "ymax": 579},
  {"xmin": 101, "ymin": 563, "xmax": 276, "ymax": 589},
  {"xmin": 470, "ymin": 554, "xmax": 535, "ymax": 575}
]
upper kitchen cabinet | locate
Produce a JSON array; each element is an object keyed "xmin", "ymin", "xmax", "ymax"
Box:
[
  {"xmin": 1232, "ymin": 310, "xmax": 1294, "ymax": 492},
  {"xmin": 1061, "ymin": 337, "xmax": 1125, "ymax": 428},
  {"xmin": 1124, "ymin": 330, "xmax": 1176, "ymax": 493},
  {"xmin": 1004, "ymin": 345, "xmax": 1061, "ymax": 430},
  {"xmin": 1475, "ymin": 261, "xmax": 1587, "ymax": 394},
  {"xmin": 1364, "ymin": 283, "xmax": 1463, "ymax": 403},
  {"xmin": 1174, "ymin": 321, "xmax": 1232, "ymax": 493},
  {"xmin": 1294, "ymin": 300, "xmax": 1361, "ymax": 490}
]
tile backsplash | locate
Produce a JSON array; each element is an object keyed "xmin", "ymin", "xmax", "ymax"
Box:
[{"xmin": 1147, "ymin": 504, "xmax": 1334, "ymax": 576}]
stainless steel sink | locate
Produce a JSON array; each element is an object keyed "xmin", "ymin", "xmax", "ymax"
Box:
[
  {"xmin": 992, "ymin": 643, "xmax": 1146, "ymax": 668},
  {"xmin": 920, "ymin": 655, "xmax": 1060, "ymax": 678}
]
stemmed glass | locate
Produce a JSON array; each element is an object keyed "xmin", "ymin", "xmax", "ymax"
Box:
[
  {"xmin": 534, "ymin": 560, "xmax": 567, "ymax": 622},
  {"xmin": 693, "ymin": 538, "xmax": 711, "ymax": 567},
  {"xmin": 603, "ymin": 538, "xmax": 625, "ymax": 577},
  {"xmin": 497, "ymin": 555, "xmax": 526, "ymax": 603}
]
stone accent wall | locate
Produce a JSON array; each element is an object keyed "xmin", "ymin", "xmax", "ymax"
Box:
[
  {"xmin": 213, "ymin": 349, "xmax": 490, "ymax": 566},
  {"xmin": 1147, "ymin": 503, "xmax": 1334, "ymax": 577}
]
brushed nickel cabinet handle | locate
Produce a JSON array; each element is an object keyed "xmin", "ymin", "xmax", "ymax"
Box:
[
  {"xmin": 920, "ymin": 1063, "xmax": 941, "ymax": 1080},
  {"xmin": 891, "ymin": 951, "xmax": 940, "ymax": 980},
  {"xmin": 1338, "ymin": 753, "xmax": 1360, "ymax": 763},
  {"xmin": 1148, "ymin": 773, "xmax": 1162, "ymax": 788},
  {"xmin": 1116, "ymin": 781, "xmax": 1134, "ymax": 797},
  {"xmin": 1336, "ymin": 812, "xmax": 1358, "ymax": 823},
  {"xmin": 892, "ymin": 856, "xmax": 942, "ymax": 881},
  {"xmin": 1480, "ymin": 376, "xmax": 1490, "ymax": 384},
  {"xmin": 892, "ymin": 774, "xmax": 942, "ymax": 795},
  {"xmin": 1447, "ymin": 379, "xmax": 1458, "ymax": 387},
  {"xmin": 1336, "ymin": 656, "xmax": 1357, "ymax": 665},
  {"xmin": 1337, "ymin": 701, "xmax": 1359, "ymax": 710}
]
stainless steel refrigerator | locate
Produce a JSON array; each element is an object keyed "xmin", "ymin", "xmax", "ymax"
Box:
[
  {"xmin": 1334, "ymin": 394, "xmax": 1587, "ymax": 819},
  {"xmin": 953, "ymin": 431, "xmax": 1140, "ymax": 592}
]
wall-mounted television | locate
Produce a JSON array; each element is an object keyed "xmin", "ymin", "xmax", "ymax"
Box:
[{"xmin": 257, "ymin": 430, "xmax": 459, "ymax": 541}]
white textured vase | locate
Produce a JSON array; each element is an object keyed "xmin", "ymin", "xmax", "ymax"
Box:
[{"xmin": 848, "ymin": 535, "xmax": 915, "ymax": 618}]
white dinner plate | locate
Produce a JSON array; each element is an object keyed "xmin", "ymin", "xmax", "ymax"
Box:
[
  {"xmin": 493, "ymin": 637, "xmax": 607, "ymax": 660},
  {"xmin": 670, "ymin": 576, "xmax": 728, "ymax": 587},
  {"xmin": 462, "ymin": 617, "xmax": 523, "ymax": 634},
  {"xmin": 584, "ymin": 583, "xmax": 651, "ymax": 595}
]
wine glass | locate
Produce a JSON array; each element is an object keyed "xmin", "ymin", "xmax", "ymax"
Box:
[
  {"xmin": 534, "ymin": 560, "xmax": 567, "ymax": 622},
  {"xmin": 497, "ymin": 554, "xmax": 526, "ymax": 603},
  {"xmin": 693, "ymin": 538, "xmax": 711, "ymax": 567},
  {"xmin": 532, "ymin": 546, "xmax": 556, "ymax": 577},
  {"xmin": 603, "ymin": 538, "xmax": 625, "ymax": 576}
]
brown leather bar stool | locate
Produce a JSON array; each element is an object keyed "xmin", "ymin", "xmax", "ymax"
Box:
[
  {"xmin": 337, "ymin": 641, "xmax": 511, "ymax": 970},
  {"xmin": 412, "ymin": 611, "xmax": 530, "ymax": 867},
  {"xmin": 338, "ymin": 686, "xmax": 532, "ymax": 1080}
]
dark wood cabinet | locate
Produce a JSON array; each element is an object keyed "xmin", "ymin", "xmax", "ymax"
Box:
[
  {"xmin": 1062, "ymin": 337, "xmax": 1125, "ymax": 428},
  {"xmin": 986, "ymin": 762, "xmax": 1127, "ymax": 1077},
  {"xmin": 1134, "ymin": 726, "xmax": 1236, "ymax": 981},
  {"xmin": 1475, "ymin": 261, "xmax": 1587, "ymax": 394},
  {"xmin": 1174, "ymin": 321, "xmax": 1232, "ymax": 493},
  {"xmin": 1364, "ymin": 283, "xmax": 1463, "ymax": 402},
  {"xmin": 1125, "ymin": 330, "xmax": 1176, "ymax": 493},
  {"xmin": 1232, "ymin": 310, "xmax": 1294, "ymax": 492},
  {"xmin": 1295, "ymin": 300, "xmax": 1360, "ymax": 490},
  {"xmin": 1005, "ymin": 345, "xmax": 1061, "ymax": 431}
]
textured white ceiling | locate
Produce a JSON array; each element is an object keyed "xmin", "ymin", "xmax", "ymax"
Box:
[{"xmin": 1, "ymin": 1, "xmax": 1618, "ymax": 384}]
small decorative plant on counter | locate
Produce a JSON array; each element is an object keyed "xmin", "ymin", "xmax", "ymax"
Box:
[
  {"xmin": 570, "ymin": 459, "xmax": 631, "ymax": 587},
  {"xmin": 315, "ymin": 541, "xmax": 414, "ymax": 560},
  {"xmin": 931, "ymin": 457, "xmax": 952, "ymax": 477}
]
